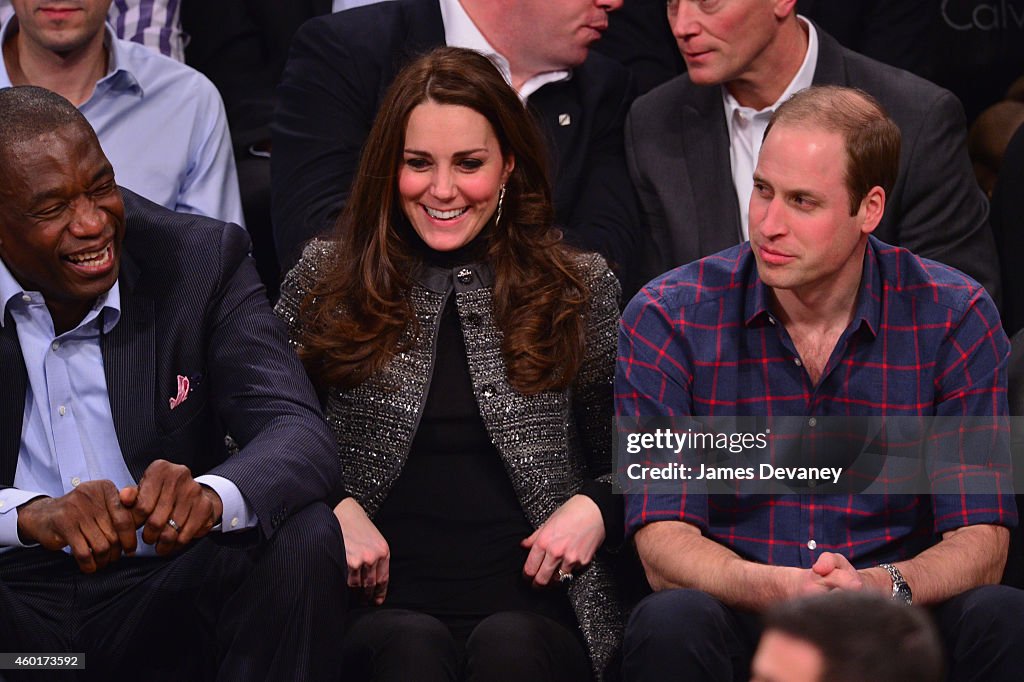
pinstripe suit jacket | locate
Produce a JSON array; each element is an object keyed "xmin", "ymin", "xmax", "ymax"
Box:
[{"xmin": 0, "ymin": 189, "xmax": 341, "ymax": 540}]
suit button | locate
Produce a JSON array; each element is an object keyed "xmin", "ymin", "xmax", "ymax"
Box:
[{"xmin": 457, "ymin": 268, "xmax": 474, "ymax": 285}]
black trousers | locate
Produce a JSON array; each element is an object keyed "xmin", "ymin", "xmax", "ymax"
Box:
[
  {"xmin": 621, "ymin": 586, "xmax": 1024, "ymax": 682},
  {"xmin": 341, "ymin": 608, "xmax": 592, "ymax": 682},
  {"xmin": 0, "ymin": 503, "xmax": 346, "ymax": 682}
]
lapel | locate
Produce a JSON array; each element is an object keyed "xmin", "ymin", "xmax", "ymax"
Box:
[
  {"xmin": 395, "ymin": 0, "xmax": 444, "ymax": 57},
  {"xmin": 525, "ymin": 83, "xmax": 582, "ymax": 192},
  {"xmin": 371, "ymin": 0, "xmax": 445, "ymax": 108},
  {"xmin": 399, "ymin": 0, "xmax": 445, "ymax": 59},
  {"xmin": 809, "ymin": 23, "xmax": 848, "ymax": 86},
  {"xmin": 0, "ymin": 309, "xmax": 27, "ymax": 485},
  {"xmin": 101, "ymin": 251, "xmax": 156, "ymax": 483},
  {"xmin": 679, "ymin": 84, "xmax": 743, "ymax": 256}
]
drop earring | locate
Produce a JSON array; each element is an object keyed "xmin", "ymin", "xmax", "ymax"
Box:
[{"xmin": 495, "ymin": 184, "xmax": 506, "ymax": 226}]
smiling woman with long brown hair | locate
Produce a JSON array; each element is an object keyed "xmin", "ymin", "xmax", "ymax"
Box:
[{"xmin": 275, "ymin": 47, "xmax": 623, "ymax": 681}]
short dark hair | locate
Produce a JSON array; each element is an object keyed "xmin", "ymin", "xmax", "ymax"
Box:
[
  {"xmin": 0, "ymin": 86, "xmax": 95, "ymax": 158},
  {"xmin": 762, "ymin": 592, "xmax": 944, "ymax": 682},
  {"xmin": 764, "ymin": 85, "xmax": 901, "ymax": 215}
]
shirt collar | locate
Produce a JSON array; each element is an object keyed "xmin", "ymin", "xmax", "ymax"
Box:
[
  {"xmin": 439, "ymin": 0, "xmax": 570, "ymax": 100},
  {"xmin": 853, "ymin": 238, "xmax": 882, "ymax": 339},
  {"xmin": 0, "ymin": 256, "xmax": 122, "ymax": 334},
  {"xmin": 744, "ymin": 237, "xmax": 881, "ymax": 340},
  {"xmin": 0, "ymin": 17, "xmax": 141, "ymax": 95},
  {"xmin": 722, "ymin": 16, "xmax": 818, "ymax": 127},
  {"xmin": 95, "ymin": 23, "xmax": 143, "ymax": 97}
]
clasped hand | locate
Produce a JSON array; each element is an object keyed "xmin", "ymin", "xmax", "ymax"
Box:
[
  {"xmin": 16, "ymin": 459, "xmax": 222, "ymax": 573},
  {"xmin": 793, "ymin": 552, "xmax": 868, "ymax": 597}
]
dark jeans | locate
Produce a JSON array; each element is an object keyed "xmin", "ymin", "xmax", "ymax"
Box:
[
  {"xmin": 0, "ymin": 503, "xmax": 346, "ymax": 682},
  {"xmin": 622, "ymin": 585, "xmax": 1024, "ymax": 682},
  {"xmin": 341, "ymin": 607, "xmax": 592, "ymax": 682}
]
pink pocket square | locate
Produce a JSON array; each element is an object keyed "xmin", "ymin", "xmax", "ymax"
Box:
[{"xmin": 169, "ymin": 374, "xmax": 191, "ymax": 410}]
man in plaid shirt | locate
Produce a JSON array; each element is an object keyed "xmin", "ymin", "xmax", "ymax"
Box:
[{"xmin": 617, "ymin": 86, "xmax": 1023, "ymax": 682}]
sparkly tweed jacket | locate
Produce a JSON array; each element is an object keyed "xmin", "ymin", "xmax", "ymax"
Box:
[{"xmin": 275, "ymin": 239, "xmax": 624, "ymax": 679}]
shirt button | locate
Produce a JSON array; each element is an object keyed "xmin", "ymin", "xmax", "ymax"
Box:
[
  {"xmin": 793, "ymin": 357, "xmax": 802, "ymax": 367},
  {"xmin": 230, "ymin": 517, "xmax": 239, "ymax": 529},
  {"xmin": 71, "ymin": 477, "xmax": 81, "ymax": 487},
  {"xmin": 457, "ymin": 268, "xmax": 474, "ymax": 285},
  {"xmin": 51, "ymin": 341, "xmax": 60, "ymax": 351},
  {"xmin": 768, "ymin": 317, "xmax": 776, "ymax": 326},
  {"xmin": 808, "ymin": 417, "xmax": 817, "ymax": 427},
  {"xmin": 59, "ymin": 405, "xmax": 66, "ymax": 416},
  {"xmin": 807, "ymin": 539, "xmax": 817, "ymax": 550},
  {"xmin": 0, "ymin": 500, "xmax": 5, "ymax": 508},
  {"xmin": 21, "ymin": 294, "xmax": 31, "ymax": 303}
]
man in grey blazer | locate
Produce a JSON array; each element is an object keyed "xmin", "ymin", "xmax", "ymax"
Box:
[{"xmin": 626, "ymin": 0, "xmax": 999, "ymax": 301}]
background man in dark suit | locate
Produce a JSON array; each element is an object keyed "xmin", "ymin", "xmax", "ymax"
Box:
[
  {"xmin": 271, "ymin": 0, "xmax": 639, "ymax": 278},
  {"xmin": 0, "ymin": 86, "xmax": 346, "ymax": 679},
  {"xmin": 626, "ymin": 0, "xmax": 999, "ymax": 301}
]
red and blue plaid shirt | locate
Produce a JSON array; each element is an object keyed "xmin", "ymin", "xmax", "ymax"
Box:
[{"xmin": 617, "ymin": 237, "xmax": 1016, "ymax": 567}]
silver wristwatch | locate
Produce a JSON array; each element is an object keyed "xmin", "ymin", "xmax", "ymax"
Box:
[{"xmin": 879, "ymin": 563, "xmax": 912, "ymax": 605}]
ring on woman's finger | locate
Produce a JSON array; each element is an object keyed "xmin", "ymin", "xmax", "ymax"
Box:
[
  {"xmin": 557, "ymin": 569, "xmax": 574, "ymax": 583},
  {"xmin": 167, "ymin": 518, "xmax": 181, "ymax": 532}
]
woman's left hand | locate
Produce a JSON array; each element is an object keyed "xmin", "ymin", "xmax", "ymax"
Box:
[{"xmin": 521, "ymin": 494, "xmax": 605, "ymax": 588}]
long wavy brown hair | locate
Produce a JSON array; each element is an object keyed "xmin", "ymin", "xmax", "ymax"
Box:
[{"xmin": 297, "ymin": 47, "xmax": 590, "ymax": 394}]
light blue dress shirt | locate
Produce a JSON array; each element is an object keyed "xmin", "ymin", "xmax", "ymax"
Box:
[
  {"xmin": 0, "ymin": 17, "xmax": 244, "ymax": 227},
  {"xmin": 0, "ymin": 260, "xmax": 255, "ymax": 553}
]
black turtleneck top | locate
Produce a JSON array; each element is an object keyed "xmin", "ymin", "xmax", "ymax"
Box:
[{"xmin": 373, "ymin": 227, "xmax": 576, "ymax": 628}]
